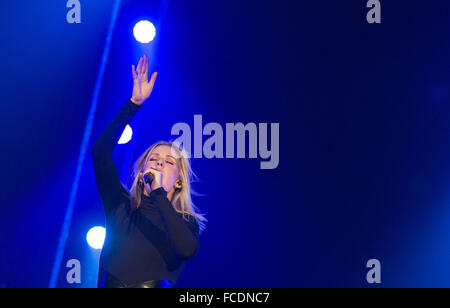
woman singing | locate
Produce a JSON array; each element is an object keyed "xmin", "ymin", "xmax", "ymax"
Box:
[{"xmin": 92, "ymin": 55, "xmax": 207, "ymax": 288}]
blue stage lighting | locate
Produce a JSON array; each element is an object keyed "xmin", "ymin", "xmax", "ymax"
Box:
[
  {"xmin": 133, "ymin": 20, "xmax": 156, "ymax": 43},
  {"xmin": 86, "ymin": 226, "xmax": 106, "ymax": 250},
  {"xmin": 118, "ymin": 124, "xmax": 133, "ymax": 144}
]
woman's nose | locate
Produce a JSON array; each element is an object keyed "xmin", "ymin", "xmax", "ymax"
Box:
[{"xmin": 156, "ymin": 159, "xmax": 164, "ymax": 168}]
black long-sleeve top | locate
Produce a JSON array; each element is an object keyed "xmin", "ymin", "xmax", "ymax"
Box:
[{"xmin": 91, "ymin": 99, "xmax": 200, "ymax": 286}]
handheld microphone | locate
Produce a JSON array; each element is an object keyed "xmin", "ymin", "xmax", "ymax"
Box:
[{"xmin": 143, "ymin": 172, "xmax": 154, "ymax": 184}]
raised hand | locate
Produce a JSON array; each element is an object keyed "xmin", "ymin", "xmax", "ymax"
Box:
[{"xmin": 131, "ymin": 55, "xmax": 158, "ymax": 106}]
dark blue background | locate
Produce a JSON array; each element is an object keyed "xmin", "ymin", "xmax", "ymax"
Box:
[{"xmin": 1, "ymin": 0, "xmax": 450, "ymax": 287}]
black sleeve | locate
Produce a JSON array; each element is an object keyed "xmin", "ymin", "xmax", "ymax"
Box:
[
  {"xmin": 91, "ymin": 99, "xmax": 141, "ymax": 214},
  {"xmin": 149, "ymin": 187, "xmax": 200, "ymax": 260}
]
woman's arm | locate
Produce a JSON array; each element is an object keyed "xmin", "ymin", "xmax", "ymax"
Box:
[
  {"xmin": 149, "ymin": 188, "xmax": 200, "ymax": 260},
  {"xmin": 91, "ymin": 100, "xmax": 141, "ymax": 213},
  {"xmin": 92, "ymin": 55, "xmax": 158, "ymax": 213}
]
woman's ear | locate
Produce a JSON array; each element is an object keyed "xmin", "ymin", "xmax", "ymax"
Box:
[{"xmin": 175, "ymin": 180, "xmax": 182, "ymax": 189}]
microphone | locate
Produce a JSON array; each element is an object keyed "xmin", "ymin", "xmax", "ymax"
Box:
[{"xmin": 143, "ymin": 172, "xmax": 154, "ymax": 184}]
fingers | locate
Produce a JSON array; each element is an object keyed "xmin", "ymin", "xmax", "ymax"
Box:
[
  {"xmin": 132, "ymin": 65, "xmax": 137, "ymax": 80},
  {"xmin": 134, "ymin": 55, "xmax": 154, "ymax": 82},
  {"xmin": 136, "ymin": 56, "xmax": 143, "ymax": 75},
  {"xmin": 149, "ymin": 71, "xmax": 158, "ymax": 86},
  {"xmin": 143, "ymin": 55, "xmax": 148, "ymax": 77}
]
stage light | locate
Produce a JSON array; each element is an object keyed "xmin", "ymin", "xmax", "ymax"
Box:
[
  {"xmin": 118, "ymin": 124, "xmax": 133, "ymax": 144},
  {"xmin": 86, "ymin": 226, "xmax": 105, "ymax": 250},
  {"xmin": 133, "ymin": 20, "xmax": 156, "ymax": 43}
]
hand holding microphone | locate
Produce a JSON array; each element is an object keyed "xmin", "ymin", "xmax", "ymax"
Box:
[
  {"xmin": 143, "ymin": 172, "xmax": 154, "ymax": 184},
  {"xmin": 142, "ymin": 168, "xmax": 163, "ymax": 192}
]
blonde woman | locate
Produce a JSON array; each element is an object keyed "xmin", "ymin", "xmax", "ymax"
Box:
[{"xmin": 92, "ymin": 55, "xmax": 207, "ymax": 288}]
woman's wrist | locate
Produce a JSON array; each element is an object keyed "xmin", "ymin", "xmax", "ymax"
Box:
[
  {"xmin": 150, "ymin": 187, "xmax": 168, "ymax": 199},
  {"xmin": 130, "ymin": 97, "xmax": 142, "ymax": 106}
]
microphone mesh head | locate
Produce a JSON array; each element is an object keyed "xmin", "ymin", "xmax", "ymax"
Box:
[{"xmin": 144, "ymin": 173, "xmax": 154, "ymax": 183}]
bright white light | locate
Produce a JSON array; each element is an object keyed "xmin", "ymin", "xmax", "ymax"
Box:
[
  {"xmin": 133, "ymin": 20, "xmax": 156, "ymax": 44},
  {"xmin": 118, "ymin": 125, "xmax": 133, "ymax": 144},
  {"xmin": 86, "ymin": 226, "xmax": 105, "ymax": 250}
]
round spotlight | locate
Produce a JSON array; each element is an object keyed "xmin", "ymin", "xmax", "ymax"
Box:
[
  {"xmin": 133, "ymin": 20, "xmax": 156, "ymax": 44},
  {"xmin": 86, "ymin": 226, "xmax": 106, "ymax": 250},
  {"xmin": 118, "ymin": 124, "xmax": 133, "ymax": 144}
]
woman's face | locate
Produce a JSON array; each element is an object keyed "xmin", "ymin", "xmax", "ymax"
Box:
[{"xmin": 141, "ymin": 145, "xmax": 180, "ymax": 194}]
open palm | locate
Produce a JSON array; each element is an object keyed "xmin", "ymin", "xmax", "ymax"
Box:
[{"xmin": 131, "ymin": 55, "xmax": 158, "ymax": 106}]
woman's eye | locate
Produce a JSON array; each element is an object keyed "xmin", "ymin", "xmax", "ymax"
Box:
[
  {"xmin": 149, "ymin": 158, "xmax": 156, "ymax": 161},
  {"xmin": 167, "ymin": 161, "xmax": 174, "ymax": 165}
]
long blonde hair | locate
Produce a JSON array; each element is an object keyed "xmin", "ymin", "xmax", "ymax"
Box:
[{"xmin": 128, "ymin": 141, "xmax": 207, "ymax": 233}]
